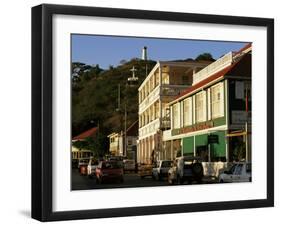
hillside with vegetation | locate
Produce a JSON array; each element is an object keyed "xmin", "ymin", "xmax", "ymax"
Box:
[
  {"xmin": 72, "ymin": 59, "xmax": 156, "ymax": 136},
  {"xmin": 72, "ymin": 53, "xmax": 214, "ymax": 156}
]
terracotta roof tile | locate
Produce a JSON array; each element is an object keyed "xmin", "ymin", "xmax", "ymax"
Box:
[{"xmin": 72, "ymin": 127, "xmax": 98, "ymax": 141}]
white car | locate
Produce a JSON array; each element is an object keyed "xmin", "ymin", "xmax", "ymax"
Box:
[
  {"xmin": 218, "ymin": 162, "xmax": 251, "ymax": 183},
  {"xmin": 168, "ymin": 156, "xmax": 203, "ymax": 184},
  {"xmin": 152, "ymin": 160, "xmax": 173, "ymax": 180},
  {"xmin": 87, "ymin": 159, "xmax": 98, "ymax": 178},
  {"xmin": 78, "ymin": 158, "xmax": 90, "ymax": 169}
]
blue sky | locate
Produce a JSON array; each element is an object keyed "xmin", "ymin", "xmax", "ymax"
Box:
[{"xmin": 71, "ymin": 34, "xmax": 247, "ymax": 69}]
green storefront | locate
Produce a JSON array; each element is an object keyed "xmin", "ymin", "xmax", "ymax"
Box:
[{"xmin": 182, "ymin": 130, "xmax": 226, "ymax": 161}]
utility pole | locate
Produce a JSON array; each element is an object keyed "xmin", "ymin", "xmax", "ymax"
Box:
[
  {"xmin": 116, "ymin": 83, "xmax": 128, "ymax": 157},
  {"xmin": 245, "ymin": 83, "xmax": 249, "ymax": 162},
  {"xmin": 124, "ymin": 103, "xmax": 127, "ymax": 157}
]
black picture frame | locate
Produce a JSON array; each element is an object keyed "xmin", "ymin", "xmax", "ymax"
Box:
[{"xmin": 32, "ymin": 4, "xmax": 274, "ymax": 222}]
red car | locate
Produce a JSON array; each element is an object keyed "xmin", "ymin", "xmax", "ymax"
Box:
[{"xmin": 95, "ymin": 161, "xmax": 124, "ymax": 184}]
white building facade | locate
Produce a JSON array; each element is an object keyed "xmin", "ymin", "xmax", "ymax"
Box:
[
  {"xmin": 137, "ymin": 61, "xmax": 211, "ymax": 164},
  {"xmin": 108, "ymin": 132, "xmax": 123, "ymax": 156}
]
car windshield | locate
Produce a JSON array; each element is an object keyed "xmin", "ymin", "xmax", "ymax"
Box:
[
  {"xmin": 228, "ymin": 164, "xmax": 236, "ymax": 173},
  {"xmin": 162, "ymin": 161, "xmax": 172, "ymax": 167},
  {"xmin": 102, "ymin": 161, "xmax": 123, "ymax": 169},
  {"xmin": 235, "ymin": 164, "xmax": 243, "ymax": 175}
]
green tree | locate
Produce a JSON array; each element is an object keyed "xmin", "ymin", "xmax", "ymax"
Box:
[
  {"xmin": 195, "ymin": 53, "xmax": 215, "ymax": 61},
  {"xmin": 72, "ymin": 133, "xmax": 108, "ymax": 158}
]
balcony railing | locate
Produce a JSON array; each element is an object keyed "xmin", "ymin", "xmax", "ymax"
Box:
[
  {"xmin": 161, "ymin": 84, "xmax": 190, "ymax": 96},
  {"xmin": 139, "ymin": 85, "xmax": 160, "ymax": 113},
  {"xmin": 160, "ymin": 117, "xmax": 171, "ymax": 130},
  {"xmin": 193, "ymin": 52, "xmax": 233, "ymax": 85},
  {"xmin": 139, "ymin": 118, "xmax": 160, "ymax": 138},
  {"xmin": 139, "ymin": 85, "xmax": 190, "ymax": 114}
]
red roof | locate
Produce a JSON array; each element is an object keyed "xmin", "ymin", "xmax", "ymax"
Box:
[{"xmin": 72, "ymin": 127, "xmax": 98, "ymax": 141}]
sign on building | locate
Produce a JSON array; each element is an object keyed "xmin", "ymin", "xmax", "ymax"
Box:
[
  {"xmin": 232, "ymin": 110, "xmax": 251, "ymax": 124},
  {"xmin": 208, "ymin": 134, "xmax": 219, "ymax": 144}
]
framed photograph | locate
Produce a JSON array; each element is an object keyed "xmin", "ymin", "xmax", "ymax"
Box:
[{"xmin": 32, "ymin": 4, "xmax": 274, "ymax": 221}]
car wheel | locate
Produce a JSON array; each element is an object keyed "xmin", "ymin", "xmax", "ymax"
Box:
[
  {"xmin": 96, "ymin": 177, "xmax": 100, "ymax": 184},
  {"xmin": 158, "ymin": 173, "xmax": 162, "ymax": 181},
  {"xmin": 192, "ymin": 163, "xmax": 203, "ymax": 176},
  {"xmin": 196, "ymin": 178, "xmax": 202, "ymax": 184},
  {"xmin": 219, "ymin": 179, "xmax": 224, "ymax": 183},
  {"xmin": 152, "ymin": 174, "xmax": 156, "ymax": 180},
  {"xmin": 176, "ymin": 175, "xmax": 181, "ymax": 184}
]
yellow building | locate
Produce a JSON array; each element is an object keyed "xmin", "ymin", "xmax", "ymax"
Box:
[
  {"xmin": 137, "ymin": 60, "xmax": 211, "ymax": 164},
  {"xmin": 108, "ymin": 121, "xmax": 138, "ymax": 160},
  {"xmin": 108, "ymin": 132, "xmax": 123, "ymax": 156},
  {"xmin": 71, "ymin": 127, "xmax": 98, "ymax": 160}
]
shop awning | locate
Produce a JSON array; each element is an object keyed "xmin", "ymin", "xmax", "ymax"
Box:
[{"xmin": 226, "ymin": 131, "xmax": 251, "ymax": 137}]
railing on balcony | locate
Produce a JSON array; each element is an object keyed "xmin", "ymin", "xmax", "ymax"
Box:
[
  {"xmin": 160, "ymin": 84, "xmax": 190, "ymax": 96},
  {"xmin": 160, "ymin": 117, "xmax": 171, "ymax": 130},
  {"xmin": 139, "ymin": 85, "xmax": 160, "ymax": 113},
  {"xmin": 193, "ymin": 52, "xmax": 233, "ymax": 85},
  {"xmin": 139, "ymin": 118, "xmax": 160, "ymax": 138}
]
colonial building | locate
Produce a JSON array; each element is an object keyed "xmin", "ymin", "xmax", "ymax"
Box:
[
  {"xmin": 108, "ymin": 120, "xmax": 138, "ymax": 160},
  {"xmin": 72, "ymin": 127, "xmax": 99, "ymax": 160},
  {"xmin": 137, "ymin": 60, "xmax": 211, "ymax": 164},
  {"xmin": 108, "ymin": 132, "xmax": 123, "ymax": 156},
  {"xmin": 162, "ymin": 44, "xmax": 252, "ymax": 176}
]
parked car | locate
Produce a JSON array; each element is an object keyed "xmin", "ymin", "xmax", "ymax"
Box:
[
  {"xmin": 87, "ymin": 159, "xmax": 98, "ymax": 178},
  {"xmin": 123, "ymin": 159, "xmax": 136, "ymax": 172},
  {"xmin": 218, "ymin": 162, "xmax": 251, "ymax": 183},
  {"xmin": 138, "ymin": 163, "xmax": 154, "ymax": 179},
  {"xmin": 78, "ymin": 158, "xmax": 90, "ymax": 175},
  {"xmin": 168, "ymin": 156, "xmax": 204, "ymax": 185},
  {"xmin": 152, "ymin": 160, "xmax": 173, "ymax": 180},
  {"xmin": 95, "ymin": 161, "xmax": 124, "ymax": 184}
]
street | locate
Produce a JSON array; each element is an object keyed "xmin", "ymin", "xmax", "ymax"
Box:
[
  {"xmin": 71, "ymin": 169, "xmax": 217, "ymax": 190},
  {"xmin": 72, "ymin": 169, "xmax": 168, "ymax": 190}
]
